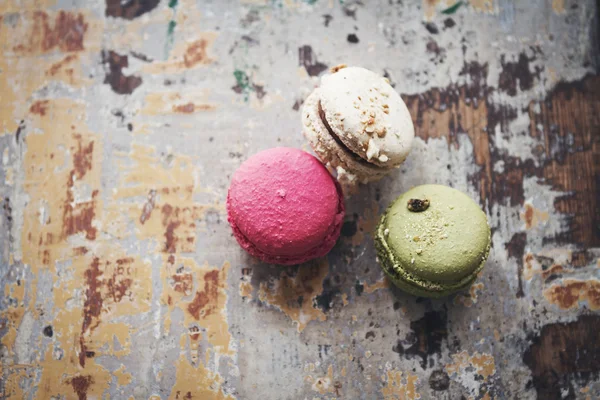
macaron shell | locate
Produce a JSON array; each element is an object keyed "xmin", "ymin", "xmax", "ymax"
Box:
[
  {"xmin": 227, "ymin": 147, "xmax": 345, "ymax": 264},
  {"xmin": 382, "ymin": 185, "xmax": 490, "ymax": 284},
  {"xmin": 319, "ymin": 67, "xmax": 414, "ymax": 167},
  {"xmin": 302, "ymin": 90, "xmax": 388, "ymax": 186},
  {"xmin": 375, "ymin": 212, "xmax": 485, "ymax": 297}
]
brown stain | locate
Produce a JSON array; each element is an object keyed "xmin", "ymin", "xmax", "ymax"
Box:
[
  {"xmin": 523, "ymin": 315, "xmax": 600, "ymax": 400},
  {"xmin": 498, "ymin": 52, "xmax": 542, "ymax": 96},
  {"xmin": 361, "ymin": 276, "xmax": 390, "ymax": 294},
  {"xmin": 521, "ymin": 203, "xmax": 549, "ymax": 229},
  {"xmin": 67, "ymin": 375, "xmax": 93, "ymax": 400},
  {"xmin": 543, "ymin": 279, "xmax": 600, "ymax": 310},
  {"xmin": 30, "ymin": 100, "xmax": 50, "ymax": 116},
  {"xmin": 172, "ymin": 102, "xmax": 216, "ymax": 113},
  {"xmin": 183, "ymin": 39, "xmax": 212, "ymax": 68},
  {"xmin": 13, "ymin": 11, "xmax": 88, "ymax": 54},
  {"xmin": 105, "ymin": 0, "xmax": 160, "ymax": 19},
  {"xmin": 258, "ymin": 259, "xmax": 329, "ymax": 332},
  {"xmin": 102, "ymin": 50, "xmax": 143, "ymax": 95}
]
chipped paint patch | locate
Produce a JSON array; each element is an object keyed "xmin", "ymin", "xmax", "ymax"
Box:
[
  {"xmin": 351, "ymin": 201, "xmax": 379, "ymax": 247},
  {"xmin": 307, "ymin": 365, "xmax": 335, "ymax": 395},
  {"xmin": 239, "ymin": 281, "xmax": 253, "ymax": 298},
  {"xmin": 445, "ymin": 351, "xmax": 496, "ymax": 397},
  {"xmin": 144, "ymin": 34, "xmax": 217, "ymax": 74},
  {"xmin": 361, "ymin": 276, "xmax": 390, "ymax": 294},
  {"xmin": 552, "ymin": 0, "xmax": 565, "ymax": 14},
  {"xmin": 543, "ymin": 279, "xmax": 600, "ymax": 311},
  {"xmin": 258, "ymin": 259, "xmax": 329, "ymax": 332},
  {"xmin": 162, "ymin": 256, "xmax": 233, "ymax": 354},
  {"xmin": 381, "ymin": 369, "xmax": 421, "ymax": 399},
  {"xmin": 520, "ymin": 202, "xmax": 549, "ymax": 230},
  {"xmin": 454, "ymin": 282, "xmax": 484, "ymax": 307}
]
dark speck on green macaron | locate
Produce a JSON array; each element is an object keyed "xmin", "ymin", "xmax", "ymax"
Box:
[{"xmin": 407, "ymin": 198, "xmax": 430, "ymax": 212}]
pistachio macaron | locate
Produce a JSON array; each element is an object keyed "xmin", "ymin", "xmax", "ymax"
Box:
[
  {"xmin": 374, "ymin": 184, "xmax": 491, "ymax": 298},
  {"xmin": 302, "ymin": 66, "xmax": 414, "ymax": 188}
]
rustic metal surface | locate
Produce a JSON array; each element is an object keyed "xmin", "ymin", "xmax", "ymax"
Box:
[{"xmin": 1, "ymin": 0, "xmax": 599, "ymax": 399}]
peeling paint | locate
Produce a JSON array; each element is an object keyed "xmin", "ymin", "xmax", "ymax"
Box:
[
  {"xmin": 544, "ymin": 279, "xmax": 600, "ymax": 310},
  {"xmin": 258, "ymin": 259, "xmax": 329, "ymax": 332},
  {"xmin": 381, "ymin": 369, "xmax": 421, "ymax": 400}
]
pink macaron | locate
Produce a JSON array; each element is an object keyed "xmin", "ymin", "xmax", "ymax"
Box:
[{"xmin": 227, "ymin": 147, "xmax": 345, "ymax": 265}]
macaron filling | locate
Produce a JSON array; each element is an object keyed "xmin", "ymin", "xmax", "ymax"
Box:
[{"xmin": 317, "ymin": 100, "xmax": 386, "ymax": 170}]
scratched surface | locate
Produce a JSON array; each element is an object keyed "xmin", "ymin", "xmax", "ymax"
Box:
[{"xmin": 0, "ymin": 0, "xmax": 599, "ymax": 399}]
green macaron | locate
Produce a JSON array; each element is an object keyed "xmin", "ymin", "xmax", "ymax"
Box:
[{"xmin": 375, "ymin": 184, "xmax": 491, "ymax": 298}]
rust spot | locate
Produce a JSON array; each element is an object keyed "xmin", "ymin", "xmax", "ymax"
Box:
[
  {"xmin": 172, "ymin": 103, "xmax": 216, "ymax": 113},
  {"xmin": 102, "ymin": 50, "xmax": 143, "ymax": 95},
  {"xmin": 14, "ymin": 11, "xmax": 88, "ymax": 54},
  {"xmin": 165, "ymin": 221, "xmax": 181, "ymax": 253},
  {"xmin": 106, "ymin": 269, "xmax": 133, "ymax": 303},
  {"xmin": 523, "ymin": 315, "xmax": 600, "ymax": 400},
  {"xmin": 62, "ymin": 182, "xmax": 98, "ymax": 241},
  {"xmin": 544, "ymin": 279, "xmax": 600, "ymax": 310},
  {"xmin": 30, "ymin": 100, "xmax": 50, "ymax": 116},
  {"xmin": 47, "ymin": 54, "xmax": 77, "ymax": 76},
  {"xmin": 172, "ymin": 272, "xmax": 193, "ymax": 296},
  {"xmin": 74, "ymin": 246, "xmax": 88, "ymax": 255},
  {"xmin": 67, "ymin": 375, "xmax": 93, "ymax": 400},
  {"xmin": 105, "ymin": 0, "xmax": 160, "ymax": 20},
  {"xmin": 42, "ymin": 249, "xmax": 50, "ymax": 265},
  {"xmin": 299, "ymin": 45, "xmax": 328, "ymax": 77},
  {"xmin": 72, "ymin": 135, "xmax": 94, "ymax": 179},
  {"xmin": 183, "ymin": 39, "xmax": 211, "ymax": 68},
  {"xmin": 187, "ymin": 270, "xmax": 219, "ymax": 319},
  {"xmin": 80, "ymin": 257, "xmax": 103, "ymax": 367}
]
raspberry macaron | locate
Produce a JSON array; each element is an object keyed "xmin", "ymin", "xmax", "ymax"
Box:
[{"xmin": 227, "ymin": 147, "xmax": 345, "ymax": 265}]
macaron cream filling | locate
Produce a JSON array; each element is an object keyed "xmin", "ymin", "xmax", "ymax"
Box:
[{"xmin": 317, "ymin": 100, "xmax": 385, "ymax": 170}]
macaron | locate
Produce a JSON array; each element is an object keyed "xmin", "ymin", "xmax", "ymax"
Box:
[
  {"xmin": 302, "ymin": 66, "xmax": 414, "ymax": 188},
  {"xmin": 374, "ymin": 184, "xmax": 491, "ymax": 297},
  {"xmin": 227, "ymin": 147, "xmax": 345, "ymax": 265}
]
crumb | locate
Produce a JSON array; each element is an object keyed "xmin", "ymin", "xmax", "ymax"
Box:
[
  {"xmin": 331, "ymin": 64, "xmax": 347, "ymax": 73},
  {"xmin": 407, "ymin": 198, "xmax": 430, "ymax": 212}
]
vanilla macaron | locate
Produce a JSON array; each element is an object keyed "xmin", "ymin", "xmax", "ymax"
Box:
[{"xmin": 302, "ymin": 66, "xmax": 414, "ymax": 188}]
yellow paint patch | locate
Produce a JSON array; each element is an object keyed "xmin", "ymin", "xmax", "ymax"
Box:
[
  {"xmin": 258, "ymin": 259, "xmax": 329, "ymax": 332},
  {"xmin": 342, "ymin": 293, "xmax": 349, "ymax": 306},
  {"xmin": 446, "ymin": 351, "xmax": 496, "ymax": 380},
  {"xmin": 239, "ymin": 281, "xmax": 253, "ymax": 298},
  {"xmin": 142, "ymin": 91, "xmax": 217, "ymax": 115},
  {"xmin": 520, "ymin": 203, "xmax": 549, "ymax": 230},
  {"xmin": 454, "ymin": 282, "xmax": 484, "ymax": 307},
  {"xmin": 114, "ymin": 364, "xmax": 133, "ymax": 386},
  {"xmin": 169, "ymin": 350, "xmax": 234, "ymax": 400},
  {"xmin": 543, "ymin": 279, "xmax": 600, "ymax": 311},
  {"xmin": 362, "ymin": 276, "xmax": 390, "ymax": 294},
  {"xmin": 0, "ymin": 11, "xmax": 99, "ymax": 134},
  {"xmin": 469, "ymin": 0, "xmax": 495, "ymax": 13},
  {"xmin": 381, "ymin": 369, "xmax": 421, "ymax": 399},
  {"xmin": 162, "ymin": 256, "xmax": 233, "ymax": 354},
  {"xmin": 552, "ymin": 0, "xmax": 565, "ymax": 14},
  {"xmin": 112, "ymin": 143, "xmax": 221, "ymax": 254}
]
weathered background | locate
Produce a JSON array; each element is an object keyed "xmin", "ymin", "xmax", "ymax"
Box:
[{"xmin": 0, "ymin": 0, "xmax": 599, "ymax": 399}]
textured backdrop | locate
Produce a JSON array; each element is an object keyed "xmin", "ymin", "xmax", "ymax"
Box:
[{"xmin": 0, "ymin": 0, "xmax": 599, "ymax": 399}]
